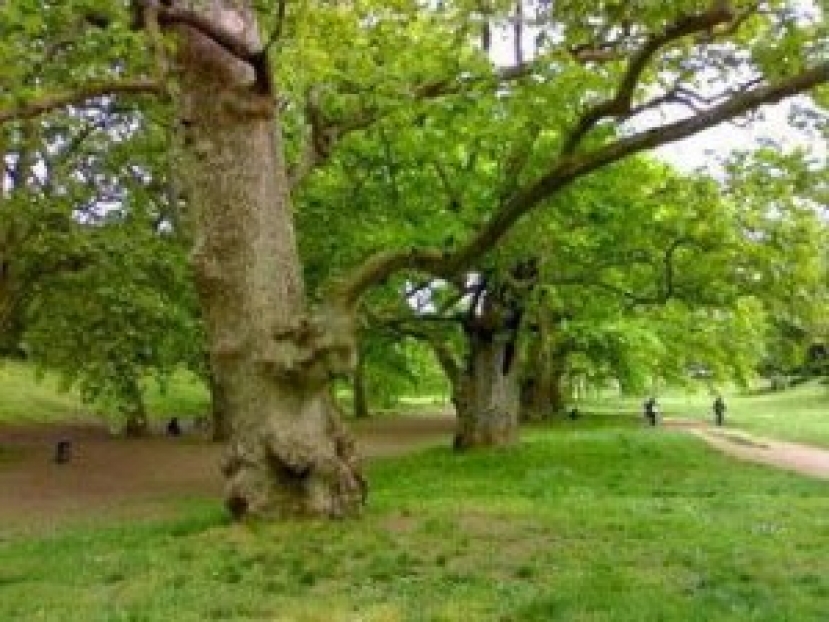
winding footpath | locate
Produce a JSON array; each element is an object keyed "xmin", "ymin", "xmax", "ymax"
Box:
[{"xmin": 667, "ymin": 419, "xmax": 829, "ymax": 481}]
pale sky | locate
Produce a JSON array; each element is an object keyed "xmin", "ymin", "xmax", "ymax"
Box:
[{"xmin": 487, "ymin": 9, "xmax": 827, "ymax": 175}]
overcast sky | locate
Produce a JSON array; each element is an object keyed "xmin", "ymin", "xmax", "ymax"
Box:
[{"xmin": 487, "ymin": 8, "xmax": 826, "ymax": 176}]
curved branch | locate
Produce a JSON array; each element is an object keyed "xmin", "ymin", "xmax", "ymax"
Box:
[
  {"xmin": 290, "ymin": 62, "xmax": 540, "ymax": 188},
  {"xmin": 333, "ymin": 62, "xmax": 829, "ymax": 308},
  {"xmin": 561, "ymin": 4, "xmax": 738, "ymax": 155},
  {"xmin": 333, "ymin": 248, "xmax": 448, "ymax": 307},
  {"xmin": 136, "ymin": 0, "xmax": 260, "ymax": 60},
  {"xmin": 0, "ymin": 78, "xmax": 161, "ymax": 125},
  {"xmin": 467, "ymin": 62, "xmax": 829, "ymax": 273}
]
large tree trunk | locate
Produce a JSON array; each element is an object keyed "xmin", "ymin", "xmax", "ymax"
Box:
[
  {"xmin": 453, "ymin": 330, "xmax": 521, "ymax": 450},
  {"xmin": 519, "ymin": 351, "xmax": 566, "ymax": 422},
  {"xmin": 452, "ymin": 269, "xmax": 532, "ymax": 449},
  {"xmin": 173, "ymin": 3, "xmax": 363, "ymax": 519},
  {"xmin": 122, "ymin": 376, "xmax": 149, "ymax": 437},
  {"xmin": 208, "ymin": 372, "xmax": 231, "ymax": 442}
]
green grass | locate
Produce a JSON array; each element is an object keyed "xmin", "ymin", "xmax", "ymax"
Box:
[
  {"xmin": 589, "ymin": 381, "xmax": 829, "ymax": 447},
  {"xmin": 0, "ymin": 360, "xmax": 209, "ymax": 425},
  {"xmin": 140, "ymin": 372, "xmax": 209, "ymax": 421},
  {"xmin": 3, "ymin": 426, "xmax": 829, "ymax": 621},
  {"xmin": 0, "ymin": 360, "xmax": 87, "ymax": 423}
]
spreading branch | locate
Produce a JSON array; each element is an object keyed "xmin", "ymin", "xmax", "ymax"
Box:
[
  {"xmin": 561, "ymin": 4, "xmax": 737, "ymax": 155},
  {"xmin": 289, "ymin": 89, "xmax": 380, "ymax": 188},
  {"xmin": 0, "ymin": 79, "xmax": 161, "ymax": 125},
  {"xmin": 333, "ymin": 61, "xmax": 829, "ymax": 308},
  {"xmin": 290, "ymin": 62, "xmax": 539, "ymax": 188}
]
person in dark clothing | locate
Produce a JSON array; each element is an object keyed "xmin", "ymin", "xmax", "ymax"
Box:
[
  {"xmin": 643, "ymin": 397, "xmax": 659, "ymax": 426},
  {"xmin": 54, "ymin": 439, "xmax": 72, "ymax": 464},
  {"xmin": 166, "ymin": 417, "xmax": 182, "ymax": 437},
  {"xmin": 713, "ymin": 396, "xmax": 726, "ymax": 427}
]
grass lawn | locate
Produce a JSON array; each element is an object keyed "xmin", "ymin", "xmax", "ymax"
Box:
[
  {"xmin": 0, "ymin": 360, "xmax": 86, "ymax": 423},
  {"xmin": 3, "ymin": 424, "xmax": 829, "ymax": 621},
  {"xmin": 0, "ymin": 360, "xmax": 209, "ymax": 425},
  {"xmin": 588, "ymin": 381, "xmax": 829, "ymax": 447}
]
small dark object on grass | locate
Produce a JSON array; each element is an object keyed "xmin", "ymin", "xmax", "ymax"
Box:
[
  {"xmin": 54, "ymin": 439, "xmax": 72, "ymax": 464},
  {"xmin": 568, "ymin": 407, "xmax": 579, "ymax": 420},
  {"xmin": 167, "ymin": 417, "xmax": 182, "ymax": 437}
]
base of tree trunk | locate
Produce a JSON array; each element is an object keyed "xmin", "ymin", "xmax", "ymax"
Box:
[
  {"xmin": 453, "ymin": 420, "xmax": 518, "ymax": 450},
  {"xmin": 454, "ymin": 388, "xmax": 520, "ymax": 449},
  {"xmin": 221, "ymin": 396, "xmax": 366, "ymax": 519},
  {"xmin": 124, "ymin": 411, "xmax": 149, "ymax": 437}
]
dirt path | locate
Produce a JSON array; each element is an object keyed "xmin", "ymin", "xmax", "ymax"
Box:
[
  {"xmin": 666, "ymin": 419, "xmax": 829, "ymax": 481},
  {"xmin": 0, "ymin": 415, "xmax": 456, "ymax": 532},
  {"xmin": 4, "ymin": 414, "xmax": 829, "ymax": 533}
]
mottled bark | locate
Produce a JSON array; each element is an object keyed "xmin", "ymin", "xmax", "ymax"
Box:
[
  {"xmin": 520, "ymin": 349, "xmax": 566, "ymax": 422},
  {"xmin": 452, "ymin": 268, "xmax": 530, "ymax": 449},
  {"xmin": 122, "ymin": 376, "xmax": 149, "ymax": 437},
  {"xmin": 173, "ymin": 2, "xmax": 363, "ymax": 519},
  {"xmin": 454, "ymin": 330, "xmax": 521, "ymax": 449},
  {"xmin": 208, "ymin": 372, "xmax": 231, "ymax": 442}
]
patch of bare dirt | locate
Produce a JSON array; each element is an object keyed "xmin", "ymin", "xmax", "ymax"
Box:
[{"xmin": 0, "ymin": 415, "xmax": 455, "ymax": 532}]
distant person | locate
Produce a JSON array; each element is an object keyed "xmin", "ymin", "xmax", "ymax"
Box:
[
  {"xmin": 166, "ymin": 417, "xmax": 182, "ymax": 437},
  {"xmin": 53, "ymin": 439, "xmax": 72, "ymax": 464},
  {"xmin": 643, "ymin": 397, "xmax": 659, "ymax": 426},
  {"xmin": 568, "ymin": 407, "xmax": 579, "ymax": 421},
  {"xmin": 713, "ymin": 396, "xmax": 726, "ymax": 427}
]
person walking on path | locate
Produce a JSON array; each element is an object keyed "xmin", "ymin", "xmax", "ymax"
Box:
[
  {"xmin": 643, "ymin": 397, "xmax": 659, "ymax": 426},
  {"xmin": 713, "ymin": 395, "xmax": 726, "ymax": 427}
]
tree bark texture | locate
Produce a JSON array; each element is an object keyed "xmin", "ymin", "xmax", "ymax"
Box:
[
  {"xmin": 122, "ymin": 376, "xmax": 149, "ymax": 437},
  {"xmin": 451, "ymin": 289, "xmax": 522, "ymax": 449},
  {"xmin": 519, "ymin": 346, "xmax": 567, "ymax": 422},
  {"xmin": 453, "ymin": 328, "xmax": 521, "ymax": 449},
  {"xmin": 208, "ymin": 372, "xmax": 231, "ymax": 442},
  {"xmin": 173, "ymin": 2, "xmax": 364, "ymax": 519}
]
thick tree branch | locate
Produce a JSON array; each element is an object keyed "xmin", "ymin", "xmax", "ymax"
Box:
[
  {"xmin": 290, "ymin": 63, "xmax": 539, "ymax": 188},
  {"xmin": 135, "ymin": 0, "xmax": 274, "ymax": 95},
  {"xmin": 561, "ymin": 4, "xmax": 737, "ymax": 155},
  {"xmin": 135, "ymin": 0, "xmax": 260, "ymax": 60},
  {"xmin": 333, "ymin": 62, "xmax": 829, "ymax": 308},
  {"xmin": 333, "ymin": 248, "xmax": 449, "ymax": 307},
  {"xmin": 289, "ymin": 90, "xmax": 380, "ymax": 188},
  {"xmin": 0, "ymin": 79, "xmax": 161, "ymax": 125}
]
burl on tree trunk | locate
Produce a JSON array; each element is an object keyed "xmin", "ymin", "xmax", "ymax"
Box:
[{"xmin": 172, "ymin": 3, "xmax": 364, "ymax": 519}]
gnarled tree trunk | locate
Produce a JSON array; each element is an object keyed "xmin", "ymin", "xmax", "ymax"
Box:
[
  {"xmin": 172, "ymin": 3, "xmax": 363, "ymax": 519},
  {"xmin": 452, "ymin": 285, "xmax": 524, "ymax": 449},
  {"xmin": 454, "ymin": 329, "xmax": 521, "ymax": 449}
]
